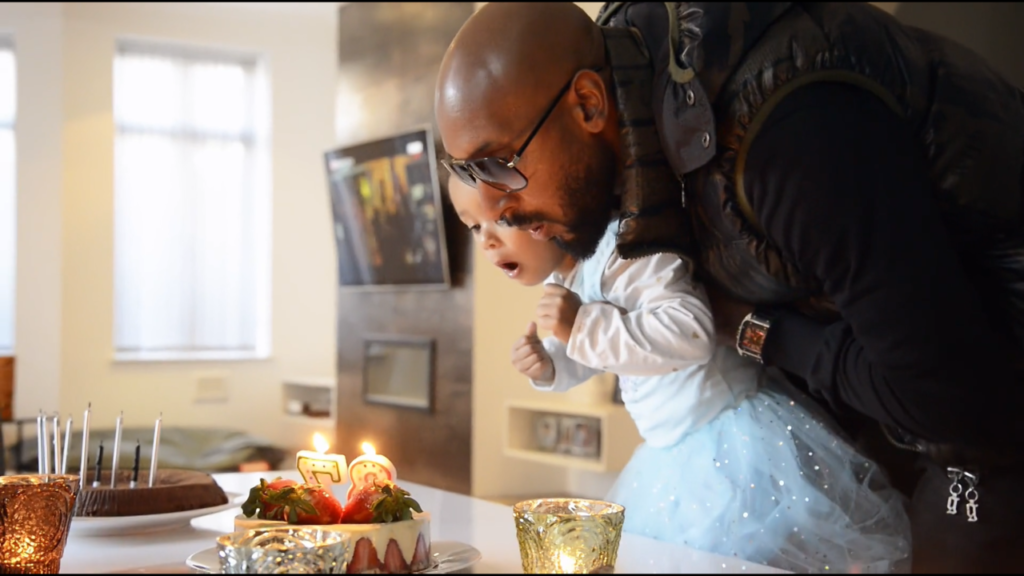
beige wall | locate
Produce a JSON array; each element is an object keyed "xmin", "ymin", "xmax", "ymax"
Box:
[
  {"xmin": 1, "ymin": 3, "xmax": 64, "ymax": 420},
  {"xmin": 3, "ymin": 2, "xmax": 338, "ymax": 451},
  {"xmin": 873, "ymin": 3, "xmax": 899, "ymax": 15},
  {"xmin": 892, "ymin": 2, "xmax": 1023, "ymax": 89}
]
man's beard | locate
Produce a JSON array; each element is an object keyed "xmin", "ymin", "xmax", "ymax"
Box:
[{"xmin": 551, "ymin": 139, "xmax": 620, "ymax": 261}]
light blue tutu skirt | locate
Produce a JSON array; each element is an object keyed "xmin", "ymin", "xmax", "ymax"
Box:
[{"xmin": 606, "ymin": 376, "xmax": 912, "ymax": 573}]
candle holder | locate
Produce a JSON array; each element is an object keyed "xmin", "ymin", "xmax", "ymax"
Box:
[
  {"xmin": 217, "ymin": 527, "xmax": 352, "ymax": 574},
  {"xmin": 0, "ymin": 475, "xmax": 80, "ymax": 574},
  {"xmin": 513, "ymin": 498, "xmax": 625, "ymax": 575}
]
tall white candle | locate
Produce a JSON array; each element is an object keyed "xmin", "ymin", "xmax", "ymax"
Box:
[
  {"xmin": 61, "ymin": 415, "xmax": 73, "ymax": 475},
  {"xmin": 148, "ymin": 413, "xmax": 161, "ymax": 488},
  {"xmin": 110, "ymin": 411, "xmax": 123, "ymax": 488},
  {"xmin": 79, "ymin": 403, "xmax": 91, "ymax": 490},
  {"xmin": 36, "ymin": 411, "xmax": 44, "ymax": 475},
  {"xmin": 51, "ymin": 414, "xmax": 61, "ymax": 476},
  {"xmin": 40, "ymin": 410, "xmax": 51, "ymax": 476}
]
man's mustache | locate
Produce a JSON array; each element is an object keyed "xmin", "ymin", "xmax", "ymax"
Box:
[{"xmin": 499, "ymin": 211, "xmax": 546, "ymax": 229}]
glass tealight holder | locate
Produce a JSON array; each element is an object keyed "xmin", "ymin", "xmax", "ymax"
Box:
[
  {"xmin": 513, "ymin": 498, "xmax": 625, "ymax": 574},
  {"xmin": 0, "ymin": 474, "xmax": 80, "ymax": 575},
  {"xmin": 217, "ymin": 526, "xmax": 352, "ymax": 574}
]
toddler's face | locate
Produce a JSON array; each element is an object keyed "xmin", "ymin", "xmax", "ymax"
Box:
[{"xmin": 449, "ymin": 179, "xmax": 571, "ymax": 287}]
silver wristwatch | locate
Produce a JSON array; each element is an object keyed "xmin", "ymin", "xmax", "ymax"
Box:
[{"xmin": 736, "ymin": 312, "xmax": 773, "ymax": 363}]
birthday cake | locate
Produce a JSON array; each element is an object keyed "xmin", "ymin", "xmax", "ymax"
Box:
[
  {"xmin": 74, "ymin": 469, "xmax": 229, "ymax": 517},
  {"xmin": 237, "ymin": 478, "xmax": 431, "ymax": 574}
]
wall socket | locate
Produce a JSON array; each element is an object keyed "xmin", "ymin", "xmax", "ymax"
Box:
[{"xmin": 194, "ymin": 372, "xmax": 230, "ymax": 404}]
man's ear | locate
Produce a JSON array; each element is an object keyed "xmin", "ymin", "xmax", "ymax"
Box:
[{"xmin": 569, "ymin": 70, "xmax": 609, "ymax": 134}]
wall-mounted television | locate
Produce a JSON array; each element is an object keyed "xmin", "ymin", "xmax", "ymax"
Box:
[{"xmin": 325, "ymin": 126, "xmax": 451, "ymax": 290}]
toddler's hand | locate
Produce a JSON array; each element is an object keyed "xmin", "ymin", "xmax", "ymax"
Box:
[
  {"xmin": 511, "ymin": 322, "xmax": 555, "ymax": 383},
  {"xmin": 536, "ymin": 283, "xmax": 582, "ymax": 344}
]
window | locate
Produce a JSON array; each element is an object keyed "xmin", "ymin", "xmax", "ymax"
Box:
[
  {"xmin": 113, "ymin": 40, "xmax": 270, "ymax": 361},
  {"xmin": 0, "ymin": 38, "xmax": 15, "ymax": 355}
]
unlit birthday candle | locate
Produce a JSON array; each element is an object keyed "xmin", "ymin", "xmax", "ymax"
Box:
[
  {"xmin": 36, "ymin": 411, "xmax": 44, "ymax": 474},
  {"xmin": 92, "ymin": 441, "xmax": 104, "ymax": 488},
  {"xmin": 346, "ymin": 442, "xmax": 397, "ymax": 500},
  {"xmin": 40, "ymin": 410, "xmax": 51, "ymax": 475},
  {"xmin": 52, "ymin": 414, "xmax": 62, "ymax": 475},
  {"xmin": 61, "ymin": 415, "xmax": 73, "ymax": 475},
  {"xmin": 296, "ymin": 433, "xmax": 348, "ymax": 489},
  {"xmin": 130, "ymin": 440, "xmax": 141, "ymax": 489},
  {"xmin": 110, "ymin": 412, "xmax": 123, "ymax": 488},
  {"xmin": 148, "ymin": 413, "xmax": 161, "ymax": 488},
  {"xmin": 79, "ymin": 403, "xmax": 91, "ymax": 490}
]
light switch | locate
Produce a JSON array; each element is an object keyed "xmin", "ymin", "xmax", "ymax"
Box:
[{"xmin": 194, "ymin": 373, "xmax": 230, "ymax": 403}]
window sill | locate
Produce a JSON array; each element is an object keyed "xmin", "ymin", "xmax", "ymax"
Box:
[{"xmin": 112, "ymin": 350, "xmax": 271, "ymax": 363}]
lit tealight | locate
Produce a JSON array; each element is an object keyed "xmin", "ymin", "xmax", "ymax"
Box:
[{"xmin": 558, "ymin": 552, "xmax": 577, "ymax": 573}]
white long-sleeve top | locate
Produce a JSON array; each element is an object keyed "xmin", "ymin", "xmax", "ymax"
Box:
[{"xmin": 531, "ymin": 220, "xmax": 760, "ymax": 448}]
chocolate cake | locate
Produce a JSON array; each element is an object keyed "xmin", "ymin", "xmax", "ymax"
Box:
[{"xmin": 74, "ymin": 469, "xmax": 229, "ymax": 517}]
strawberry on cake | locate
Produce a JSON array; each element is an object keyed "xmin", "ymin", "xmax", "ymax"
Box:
[{"xmin": 238, "ymin": 478, "xmax": 431, "ymax": 574}]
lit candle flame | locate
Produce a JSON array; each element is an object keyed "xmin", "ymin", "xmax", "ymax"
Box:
[
  {"xmin": 558, "ymin": 552, "xmax": 576, "ymax": 573},
  {"xmin": 313, "ymin": 433, "xmax": 330, "ymax": 454},
  {"xmin": 361, "ymin": 442, "xmax": 376, "ymax": 455}
]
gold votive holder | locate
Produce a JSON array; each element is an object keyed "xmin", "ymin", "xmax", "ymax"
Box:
[
  {"xmin": 513, "ymin": 498, "xmax": 625, "ymax": 574},
  {"xmin": 217, "ymin": 526, "xmax": 353, "ymax": 574},
  {"xmin": 0, "ymin": 475, "xmax": 80, "ymax": 575}
]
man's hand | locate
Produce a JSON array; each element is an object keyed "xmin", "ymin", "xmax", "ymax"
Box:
[
  {"xmin": 536, "ymin": 284, "xmax": 583, "ymax": 344},
  {"xmin": 704, "ymin": 283, "xmax": 755, "ymax": 348},
  {"xmin": 511, "ymin": 322, "xmax": 555, "ymax": 382}
]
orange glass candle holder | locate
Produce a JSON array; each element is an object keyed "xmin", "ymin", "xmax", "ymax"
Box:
[{"xmin": 0, "ymin": 475, "xmax": 80, "ymax": 574}]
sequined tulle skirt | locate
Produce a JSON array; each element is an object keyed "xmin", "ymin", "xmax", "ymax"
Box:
[{"xmin": 606, "ymin": 378, "xmax": 912, "ymax": 574}]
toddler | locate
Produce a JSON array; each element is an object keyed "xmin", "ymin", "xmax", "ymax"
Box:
[{"xmin": 449, "ymin": 178, "xmax": 912, "ymax": 573}]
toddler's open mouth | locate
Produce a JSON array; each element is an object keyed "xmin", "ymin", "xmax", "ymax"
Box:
[{"xmin": 497, "ymin": 261, "xmax": 520, "ymax": 278}]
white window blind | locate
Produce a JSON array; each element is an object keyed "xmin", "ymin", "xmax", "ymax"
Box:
[
  {"xmin": 113, "ymin": 40, "xmax": 270, "ymax": 360},
  {"xmin": 0, "ymin": 39, "xmax": 16, "ymax": 355}
]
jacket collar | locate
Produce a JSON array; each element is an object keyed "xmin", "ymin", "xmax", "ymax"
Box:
[{"xmin": 599, "ymin": 2, "xmax": 794, "ymax": 173}]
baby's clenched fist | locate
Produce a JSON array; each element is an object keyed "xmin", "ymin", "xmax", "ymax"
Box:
[
  {"xmin": 511, "ymin": 321, "xmax": 555, "ymax": 383},
  {"xmin": 536, "ymin": 283, "xmax": 582, "ymax": 344}
]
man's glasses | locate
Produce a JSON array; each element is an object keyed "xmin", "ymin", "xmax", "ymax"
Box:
[{"xmin": 442, "ymin": 67, "xmax": 603, "ymax": 193}]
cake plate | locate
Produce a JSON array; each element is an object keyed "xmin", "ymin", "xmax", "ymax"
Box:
[
  {"xmin": 69, "ymin": 492, "xmax": 245, "ymax": 537},
  {"xmin": 185, "ymin": 540, "xmax": 482, "ymax": 574}
]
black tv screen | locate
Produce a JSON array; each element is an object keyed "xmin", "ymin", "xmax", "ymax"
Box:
[{"xmin": 324, "ymin": 127, "xmax": 451, "ymax": 289}]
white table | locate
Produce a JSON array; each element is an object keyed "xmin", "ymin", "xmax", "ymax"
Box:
[{"xmin": 60, "ymin": 470, "xmax": 786, "ymax": 574}]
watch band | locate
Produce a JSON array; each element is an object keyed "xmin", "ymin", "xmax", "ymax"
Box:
[{"xmin": 736, "ymin": 312, "xmax": 773, "ymax": 363}]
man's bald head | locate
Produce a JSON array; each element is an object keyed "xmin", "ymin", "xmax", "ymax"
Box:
[
  {"xmin": 434, "ymin": 2, "xmax": 622, "ymax": 261},
  {"xmin": 436, "ymin": 2, "xmax": 604, "ymax": 139}
]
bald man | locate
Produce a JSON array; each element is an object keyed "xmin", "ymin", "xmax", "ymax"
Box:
[{"xmin": 436, "ymin": 2, "xmax": 1024, "ymax": 573}]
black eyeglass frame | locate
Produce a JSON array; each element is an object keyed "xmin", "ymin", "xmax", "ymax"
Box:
[{"xmin": 442, "ymin": 66, "xmax": 604, "ymax": 193}]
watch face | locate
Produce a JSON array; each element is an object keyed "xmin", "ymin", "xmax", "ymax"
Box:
[{"xmin": 740, "ymin": 323, "xmax": 768, "ymax": 352}]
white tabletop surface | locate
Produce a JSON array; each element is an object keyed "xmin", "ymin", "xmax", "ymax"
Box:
[{"xmin": 59, "ymin": 470, "xmax": 787, "ymax": 574}]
